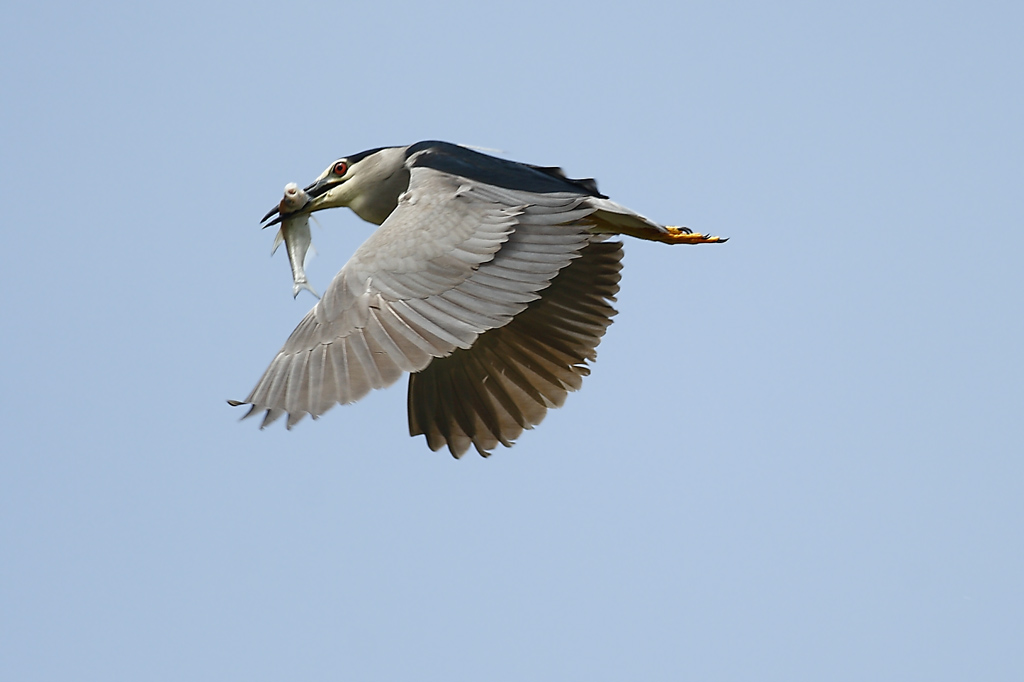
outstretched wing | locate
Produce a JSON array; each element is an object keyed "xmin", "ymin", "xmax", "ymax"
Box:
[
  {"xmin": 407, "ymin": 239, "xmax": 623, "ymax": 457},
  {"xmin": 233, "ymin": 164, "xmax": 597, "ymax": 428}
]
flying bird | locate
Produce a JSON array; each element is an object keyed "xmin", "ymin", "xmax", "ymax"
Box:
[{"xmin": 230, "ymin": 141, "xmax": 725, "ymax": 457}]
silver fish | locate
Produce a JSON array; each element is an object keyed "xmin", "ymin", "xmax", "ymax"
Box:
[{"xmin": 271, "ymin": 183, "xmax": 320, "ymax": 299}]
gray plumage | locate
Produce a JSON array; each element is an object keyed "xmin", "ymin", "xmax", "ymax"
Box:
[{"xmin": 231, "ymin": 141, "xmax": 726, "ymax": 457}]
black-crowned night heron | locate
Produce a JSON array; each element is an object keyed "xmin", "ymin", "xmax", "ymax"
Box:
[{"xmin": 230, "ymin": 141, "xmax": 725, "ymax": 457}]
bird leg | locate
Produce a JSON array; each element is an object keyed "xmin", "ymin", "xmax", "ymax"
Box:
[{"xmin": 658, "ymin": 226, "xmax": 729, "ymax": 244}]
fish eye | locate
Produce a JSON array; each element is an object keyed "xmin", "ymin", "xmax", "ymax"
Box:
[{"xmin": 332, "ymin": 161, "xmax": 348, "ymax": 176}]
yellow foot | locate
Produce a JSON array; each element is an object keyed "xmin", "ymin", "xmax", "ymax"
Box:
[{"xmin": 663, "ymin": 226, "xmax": 729, "ymax": 244}]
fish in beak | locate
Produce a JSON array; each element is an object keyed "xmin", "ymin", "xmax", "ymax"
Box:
[{"xmin": 265, "ymin": 183, "xmax": 319, "ymax": 299}]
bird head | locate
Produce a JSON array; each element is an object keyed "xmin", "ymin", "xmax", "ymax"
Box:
[{"xmin": 261, "ymin": 146, "xmax": 410, "ymax": 228}]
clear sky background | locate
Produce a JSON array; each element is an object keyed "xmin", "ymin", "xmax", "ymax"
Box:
[{"xmin": 2, "ymin": 1, "xmax": 1022, "ymax": 680}]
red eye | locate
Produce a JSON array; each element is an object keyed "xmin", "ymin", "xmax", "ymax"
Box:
[{"xmin": 333, "ymin": 161, "xmax": 348, "ymax": 176}]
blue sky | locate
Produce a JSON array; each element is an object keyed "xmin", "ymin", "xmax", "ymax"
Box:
[{"xmin": 2, "ymin": 1, "xmax": 1022, "ymax": 680}]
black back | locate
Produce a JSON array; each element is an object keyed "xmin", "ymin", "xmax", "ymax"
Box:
[{"xmin": 404, "ymin": 141, "xmax": 608, "ymax": 199}]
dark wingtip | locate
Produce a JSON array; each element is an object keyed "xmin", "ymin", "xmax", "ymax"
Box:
[{"xmin": 227, "ymin": 399, "xmax": 245, "ymax": 407}]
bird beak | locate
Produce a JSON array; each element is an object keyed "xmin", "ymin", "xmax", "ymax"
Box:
[
  {"xmin": 260, "ymin": 204, "xmax": 282, "ymax": 226},
  {"xmin": 260, "ymin": 176, "xmax": 337, "ymax": 228},
  {"xmin": 302, "ymin": 176, "xmax": 335, "ymax": 201}
]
